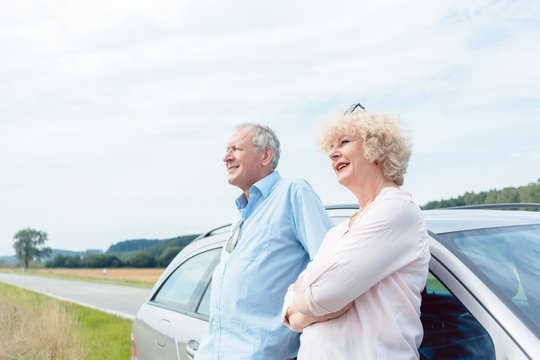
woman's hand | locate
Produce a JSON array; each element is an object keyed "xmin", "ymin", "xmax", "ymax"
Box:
[{"xmin": 286, "ymin": 302, "xmax": 354, "ymax": 333}]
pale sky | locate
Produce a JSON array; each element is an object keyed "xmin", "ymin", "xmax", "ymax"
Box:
[{"xmin": 1, "ymin": 0, "xmax": 539, "ymax": 255}]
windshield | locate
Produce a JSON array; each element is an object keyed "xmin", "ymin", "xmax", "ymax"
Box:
[{"xmin": 438, "ymin": 224, "xmax": 540, "ymax": 338}]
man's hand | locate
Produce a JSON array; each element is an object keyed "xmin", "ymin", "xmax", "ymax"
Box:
[{"xmin": 286, "ymin": 302, "xmax": 353, "ymax": 333}]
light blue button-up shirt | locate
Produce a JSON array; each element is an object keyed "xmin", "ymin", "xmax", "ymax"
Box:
[{"xmin": 195, "ymin": 171, "xmax": 334, "ymax": 360}]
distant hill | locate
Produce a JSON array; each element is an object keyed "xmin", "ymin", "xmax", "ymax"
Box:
[
  {"xmin": 137, "ymin": 234, "xmax": 199, "ymax": 257},
  {"xmin": 106, "ymin": 234, "xmax": 199, "ymax": 260},
  {"xmin": 106, "ymin": 239, "xmax": 162, "ymax": 253},
  {"xmin": 0, "ymin": 255, "xmax": 18, "ymax": 264},
  {"xmin": 1, "ymin": 234, "xmax": 199, "ymax": 266},
  {"xmin": 422, "ymin": 179, "xmax": 540, "ymax": 210}
]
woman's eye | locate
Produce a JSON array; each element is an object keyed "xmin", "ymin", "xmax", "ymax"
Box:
[{"xmin": 340, "ymin": 139, "xmax": 350, "ymax": 145}]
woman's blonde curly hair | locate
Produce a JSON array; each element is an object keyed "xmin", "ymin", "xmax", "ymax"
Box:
[{"xmin": 317, "ymin": 110, "xmax": 412, "ymax": 186}]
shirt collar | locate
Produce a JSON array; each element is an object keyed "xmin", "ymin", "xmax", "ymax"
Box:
[{"xmin": 235, "ymin": 171, "xmax": 281, "ymax": 209}]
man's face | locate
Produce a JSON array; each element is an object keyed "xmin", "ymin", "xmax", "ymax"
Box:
[{"xmin": 223, "ymin": 127, "xmax": 268, "ymax": 193}]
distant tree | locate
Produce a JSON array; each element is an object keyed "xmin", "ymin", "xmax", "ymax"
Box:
[
  {"xmin": 100, "ymin": 254, "xmax": 122, "ymax": 267},
  {"xmin": 422, "ymin": 180, "xmax": 540, "ymax": 210},
  {"xmin": 79, "ymin": 253, "xmax": 124, "ymax": 268},
  {"xmin": 45, "ymin": 254, "xmax": 69, "ymax": 268},
  {"xmin": 65, "ymin": 255, "xmax": 83, "ymax": 268},
  {"xmin": 13, "ymin": 228, "xmax": 52, "ymax": 268},
  {"xmin": 158, "ymin": 246, "xmax": 182, "ymax": 267},
  {"xmin": 521, "ymin": 180, "xmax": 540, "ymax": 203},
  {"xmin": 128, "ymin": 251, "xmax": 156, "ymax": 268},
  {"xmin": 83, "ymin": 253, "xmax": 108, "ymax": 268}
]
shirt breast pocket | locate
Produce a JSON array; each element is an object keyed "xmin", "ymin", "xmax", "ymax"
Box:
[{"xmin": 235, "ymin": 222, "xmax": 280, "ymax": 262}]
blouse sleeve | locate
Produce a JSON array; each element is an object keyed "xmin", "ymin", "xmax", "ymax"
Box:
[{"xmin": 297, "ymin": 196, "xmax": 427, "ymax": 316}]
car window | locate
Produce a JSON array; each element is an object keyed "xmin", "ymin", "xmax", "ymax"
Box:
[
  {"xmin": 438, "ymin": 224, "xmax": 540, "ymax": 337},
  {"xmin": 197, "ymin": 282, "xmax": 212, "ymax": 317},
  {"xmin": 330, "ymin": 216, "xmax": 349, "ymax": 226},
  {"xmin": 153, "ymin": 248, "xmax": 220, "ymax": 312},
  {"xmin": 420, "ymin": 273, "xmax": 495, "ymax": 360}
]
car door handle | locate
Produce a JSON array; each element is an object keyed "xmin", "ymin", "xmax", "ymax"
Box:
[{"xmin": 186, "ymin": 339, "xmax": 200, "ymax": 357}]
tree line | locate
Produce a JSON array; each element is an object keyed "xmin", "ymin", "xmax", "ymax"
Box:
[
  {"xmin": 421, "ymin": 179, "xmax": 540, "ymax": 210},
  {"xmin": 11, "ymin": 229, "xmax": 198, "ymax": 269},
  {"xmin": 44, "ymin": 247, "xmax": 183, "ymax": 268}
]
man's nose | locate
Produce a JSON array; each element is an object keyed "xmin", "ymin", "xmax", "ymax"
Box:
[{"xmin": 223, "ymin": 150, "xmax": 233, "ymax": 163}]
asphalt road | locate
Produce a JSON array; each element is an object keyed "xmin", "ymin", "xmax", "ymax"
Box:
[{"xmin": 0, "ymin": 273, "xmax": 152, "ymax": 320}]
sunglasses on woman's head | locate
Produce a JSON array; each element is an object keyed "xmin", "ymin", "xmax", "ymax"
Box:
[{"xmin": 344, "ymin": 103, "xmax": 366, "ymax": 115}]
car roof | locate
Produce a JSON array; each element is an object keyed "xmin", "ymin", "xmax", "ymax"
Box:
[
  {"xmin": 422, "ymin": 209, "xmax": 540, "ymax": 234},
  {"xmin": 330, "ymin": 203, "xmax": 540, "ymax": 235},
  {"xmin": 194, "ymin": 204, "xmax": 540, "ymax": 240}
]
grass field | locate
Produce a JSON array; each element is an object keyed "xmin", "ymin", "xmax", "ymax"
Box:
[
  {"xmin": 0, "ymin": 282, "xmax": 132, "ymax": 359},
  {"xmin": 0, "ymin": 267, "xmax": 165, "ymax": 288}
]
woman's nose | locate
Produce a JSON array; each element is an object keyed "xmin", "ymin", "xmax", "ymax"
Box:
[{"xmin": 328, "ymin": 147, "xmax": 340, "ymax": 160}]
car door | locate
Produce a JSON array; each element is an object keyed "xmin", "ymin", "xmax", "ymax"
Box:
[
  {"xmin": 135, "ymin": 246, "xmax": 221, "ymax": 360},
  {"xmin": 427, "ymin": 240, "xmax": 534, "ymax": 359},
  {"xmin": 420, "ymin": 271, "xmax": 496, "ymax": 359}
]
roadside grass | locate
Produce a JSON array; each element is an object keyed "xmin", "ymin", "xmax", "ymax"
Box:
[
  {"xmin": 0, "ymin": 282, "xmax": 132, "ymax": 359},
  {"xmin": 0, "ymin": 268, "xmax": 160, "ymax": 289},
  {"xmin": 75, "ymin": 302, "xmax": 132, "ymax": 360}
]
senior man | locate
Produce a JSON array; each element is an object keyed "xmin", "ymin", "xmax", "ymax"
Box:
[{"xmin": 195, "ymin": 123, "xmax": 334, "ymax": 360}]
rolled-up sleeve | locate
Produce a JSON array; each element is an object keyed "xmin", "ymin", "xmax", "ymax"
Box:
[{"xmin": 300, "ymin": 198, "xmax": 424, "ymax": 316}]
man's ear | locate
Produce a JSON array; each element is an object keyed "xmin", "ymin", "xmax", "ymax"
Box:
[{"xmin": 261, "ymin": 147, "xmax": 274, "ymax": 167}]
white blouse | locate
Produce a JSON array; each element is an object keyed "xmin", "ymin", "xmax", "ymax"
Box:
[{"xmin": 282, "ymin": 187, "xmax": 430, "ymax": 359}]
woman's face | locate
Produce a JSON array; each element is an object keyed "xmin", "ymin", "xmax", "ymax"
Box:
[{"xmin": 328, "ymin": 135, "xmax": 373, "ymax": 189}]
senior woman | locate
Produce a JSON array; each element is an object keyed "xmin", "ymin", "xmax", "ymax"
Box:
[{"xmin": 282, "ymin": 104, "xmax": 430, "ymax": 359}]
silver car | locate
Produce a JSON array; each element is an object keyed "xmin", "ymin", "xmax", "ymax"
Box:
[{"xmin": 131, "ymin": 204, "xmax": 540, "ymax": 359}]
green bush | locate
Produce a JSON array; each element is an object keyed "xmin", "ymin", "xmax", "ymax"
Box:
[
  {"xmin": 128, "ymin": 251, "xmax": 156, "ymax": 268},
  {"xmin": 46, "ymin": 254, "xmax": 69, "ymax": 268},
  {"xmin": 65, "ymin": 255, "xmax": 83, "ymax": 268}
]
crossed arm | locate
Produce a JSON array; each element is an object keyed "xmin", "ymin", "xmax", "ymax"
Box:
[{"xmin": 284, "ymin": 274, "xmax": 353, "ymax": 333}]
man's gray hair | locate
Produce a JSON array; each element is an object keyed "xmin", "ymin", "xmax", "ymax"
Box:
[{"xmin": 233, "ymin": 123, "xmax": 281, "ymax": 169}]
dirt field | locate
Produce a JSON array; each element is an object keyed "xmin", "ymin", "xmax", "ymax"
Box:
[{"xmin": 27, "ymin": 268, "xmax": 165, "ymax": 283}]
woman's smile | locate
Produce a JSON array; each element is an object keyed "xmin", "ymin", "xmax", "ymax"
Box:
[{"xmin": 336, "ymin": 162, "xmax": 350, "ymax": 172}]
